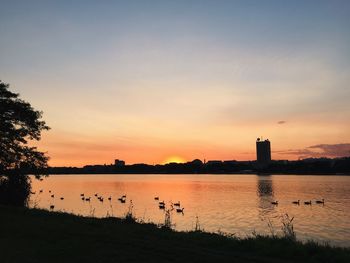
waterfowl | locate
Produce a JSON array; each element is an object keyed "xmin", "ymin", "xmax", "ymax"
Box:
[
  {"xmin": 304, "ymin": 200, "xmax": 312, "ymax": 205},
  {"xmin": 159, "ymin": 201, "xmax": 165, "ymax": 206},
  {"xmin": 85, "ymin": 197, "xmax": 91, "ymax": 202},
  {"xmin": 316, "ymin": 199, "xmax": 325, "ymax": 204},
  {"xmin": 108, "ymin": 196, "xmax": 112, "ymax": 201},
  {"xmin": 51, "ymin": 194, "xmax": 54, "ymax": 198},
  {"xmin": 118, "ymin": 196, "xmax": 126, "ymax": 202},
  {"xmin": 173, "ymin": 201, "xmax": 181, "ymax": 207},
  {"xmin": 159, "ymin": 204, "xmax": 165, "ymax": 209},
  {"xmin": 292, "ymin": 200, "xmax": 300, "ymax": 205},
  {"xmin": 80, "ymin": 193, "xmax": 84, "ymax": 197},
  {"xmin": 50, "ymin": 205, "xmax": 55, "ymax": 210},
  {"xmin": 60, "ymin": 197, "xmax": 64, "ymax": 200},
  {"xmin": 82, "ymin": 197, "xmax": 85, "ymax": 201},
  {"xmin": 271, "ymin": 201, "xmax": 278, "ymax": 205},
  {"xmin": 154, "ymin": 197, "xmax": 159, "ymax": 200},
  {"xmin": 39, "ymin": 190, "xmax": 43, "ymax": 193},
  {"xmin": 176, "ymin": 208, "xmax": 184, "ymax": 213}
]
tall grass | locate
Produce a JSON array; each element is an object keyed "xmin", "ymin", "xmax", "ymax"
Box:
[
  {"xmin": 194, "ymin": 216, "xmax": 201, "ymax": 232},
  {"xmin": 162, "ymin": 208, "xmax": 174, "ymax": 229},
  {"xmin": 281, "ymin": 213, "xmax": 296, "ymax": 241},
  {"xmin": 123, "ymin": 200, "xmax": 136, "ymax": 223}
]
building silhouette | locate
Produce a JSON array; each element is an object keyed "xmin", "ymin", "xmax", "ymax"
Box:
[
  {"xmin": 114, "ymin": 159, "xmax": 125, "ymax": 167},
  {"xmin": 256, "ymin": 138, "xmax": 271, "ymax": 167}
]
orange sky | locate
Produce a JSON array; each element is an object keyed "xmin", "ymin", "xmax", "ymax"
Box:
[
  {"xmin": 2, "ymin": 1, "xmax": 350, "ymax": 167},
  {"xmin": 35, "ymin": 116, "xmax": 350, "ymax": 167}
]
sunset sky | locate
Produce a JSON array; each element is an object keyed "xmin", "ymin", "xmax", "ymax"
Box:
[{"xmin": 1, "ymin": 0, "xmax": 350, "ymax": 166}]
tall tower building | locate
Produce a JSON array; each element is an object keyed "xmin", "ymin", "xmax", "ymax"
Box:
[{"xmin": 256, "ymin": 138, "xmax": 271, "ymax": 166}]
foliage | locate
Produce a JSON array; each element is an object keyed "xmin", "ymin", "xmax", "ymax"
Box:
[
  {"xmin": 162, "ymin": 208, "xmax": 174, "ymax": 229},
  {"xmin": 0, "ymin": 81, "xmax": 49, "ymax": 205},
  {"xmin": 123, "ymin": 200, "xmax": 136, "ymax": 223},
  {"xmin": 1, "ymin": 205, "xmax": 350, "ymax": 263},
  {"xmin": 281, "ymin": 213, "xmax": 296, "ymax": 241},
  {"xmin": 0, "ymin": 175, "xmax": 31, "ymax": 206},
  {"xmin": 194, "ymin": 215, "xmax": 202, "ymax": 232}
]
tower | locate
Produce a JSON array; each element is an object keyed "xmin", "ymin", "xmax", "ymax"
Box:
[{"xmin": 256, "ymin": 138, "xmax": 271, "ymax": 166}]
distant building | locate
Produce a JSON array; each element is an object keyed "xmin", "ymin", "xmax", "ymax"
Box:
[
  {"xmin": 114, "ymin": 159, "xmax": 125, "ymax": 167},
  {"xmin": 256, "ymin": 138, "xmax": 271, "ymax": 166}
]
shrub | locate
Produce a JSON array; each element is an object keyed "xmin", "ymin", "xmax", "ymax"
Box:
[{"xmin": 0, "ymin": 174, "xmax": 31, "ymax": 206}]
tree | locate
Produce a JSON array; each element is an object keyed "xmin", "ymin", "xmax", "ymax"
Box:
[{"xmin": 0, "ymin": 81, "xmax": 50, "ymax": 206}]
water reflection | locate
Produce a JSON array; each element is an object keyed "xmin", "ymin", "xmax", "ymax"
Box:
[
  {"xmin": 29, "ymin": 174, "xmax": 350, "ymax": 247},
  {"xmin": 257, "ymin": 176, "xmax": 274, "ymax": 197},
  {"xmin": 256, "ymin": 176, "xmax": 277, "ymax": 218}
]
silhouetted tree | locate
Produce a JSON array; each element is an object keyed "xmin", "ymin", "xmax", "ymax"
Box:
[{"xmin": 0, "ymin": 81, "xmax": 50, "ymax": 206}]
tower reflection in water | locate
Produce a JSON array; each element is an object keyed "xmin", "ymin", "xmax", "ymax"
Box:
[{"xmin": 256, "ymin": 176, "xmax": 277, "ymax": 219}]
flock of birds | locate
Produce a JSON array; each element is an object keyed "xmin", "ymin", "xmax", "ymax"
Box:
[
  {"xmin": 32, "ymin": 190, "xmax": 185, "ymax": 214},
  {"xmin": 80, "ymin": 193, "xmax": 128, "ymax": 203},
  {"xmin": 154, "ymin": 196, "xmax": 184, "ymax": 213},
  {"xmin": 48, "ymin": 191, "xmax": 128, "ymax": 210},
  {"xmin": 270, "ymin": 199, "xmax": 325, "ymax": 206},
  {"xmin": 33, "ymin": 190, "xmax": 325, "ymax": 213}
]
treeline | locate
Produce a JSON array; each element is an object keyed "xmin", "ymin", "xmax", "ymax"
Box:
[{"xmin": 44, "ymin": 157, "xmax": 350, "ymax": 175}]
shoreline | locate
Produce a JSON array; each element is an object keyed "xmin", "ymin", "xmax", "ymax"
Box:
[
  {"xmin": 43, "ymin": 172, "xmax": 350, "ymax": 176},
  {"xmin": 1, "ymin": 205, "xmax": 349, "ymax": 262}
]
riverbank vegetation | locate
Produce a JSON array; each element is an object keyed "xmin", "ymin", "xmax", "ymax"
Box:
[
  {"xmin": 46, "ymin": 157, "xmax": 350, "ymax": 175},
  {"xmin": 0, "ymin": 81, "xmax": 49, "ymax": 206},
  {"xmin": 1, "ymin": 205, "xmax": 349, "ymax": 263}
]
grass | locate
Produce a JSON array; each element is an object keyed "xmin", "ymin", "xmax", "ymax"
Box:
[{"xmin": 0, "ymin": 205, "xmax": 349, "ymax": 263}]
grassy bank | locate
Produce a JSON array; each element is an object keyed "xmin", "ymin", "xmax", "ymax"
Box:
[{"xmin": 0, "ymin": 205, "xmax": 349, "ymax": 263}]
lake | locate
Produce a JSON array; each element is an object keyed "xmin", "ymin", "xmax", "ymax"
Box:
[{"xmin": 29, "ymin": 174, "xmax": 350, "ymax": 247}]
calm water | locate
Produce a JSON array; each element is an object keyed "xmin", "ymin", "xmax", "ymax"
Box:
[{"xmin": 29, "ymin": 174, "xmax": 350, "ymax": 247}]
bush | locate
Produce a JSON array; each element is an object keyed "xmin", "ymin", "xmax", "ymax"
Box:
[{"xmin": 0, "ymin": 174, "xmax": 31, "ymax": 206}]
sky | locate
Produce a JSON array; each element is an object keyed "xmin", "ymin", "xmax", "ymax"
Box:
[{"xmin": 1, "ymin": 0, "xmax": 350, "ymax": 166}]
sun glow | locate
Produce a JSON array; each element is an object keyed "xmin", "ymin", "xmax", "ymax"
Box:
[{"xmin": 163, "ymin": 156, "xmax": 186, "ymax": 164}]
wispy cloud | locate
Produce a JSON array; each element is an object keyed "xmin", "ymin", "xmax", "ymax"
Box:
[
  {"xmin": 277, "ymin": 121, "xmax": 286, "ymax": 124},
  {"xmin": 275, "ymin": 143, "xmax": 350, "ymax": 159}
]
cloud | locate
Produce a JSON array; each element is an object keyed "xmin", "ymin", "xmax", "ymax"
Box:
[
  {"xmin": 275, "ymin": 143, "xmax": 350, "ymax": 159},
  {"xmin": 277, "ymin": 121, "xmax": 286, "ymax": 124},
  {"xmin": 308, "ymin": 144, "xmax": 350, "ymax": 157}
]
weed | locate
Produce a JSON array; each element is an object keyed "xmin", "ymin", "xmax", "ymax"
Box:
[
  {"xmin": 194, "ymin": 216, "xmax": 201, "ymax": 232},
  {"xmin": 267, "ymin": 218, "xmax": 276, "ymax": 237},
  {"xmin": 162, "ymin": 208, "xmax": 174, "ymax": 229},
  {"xmin": 281, "ymin": 213, "xmax": 296, "ymax": 241},
  {"xmin": 88, "ymin": 204, "xmax": 95, "ymax": 217},
  {"xmin": 124, "ymin": 200, "xmax": 136, "ymax": 223}
]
